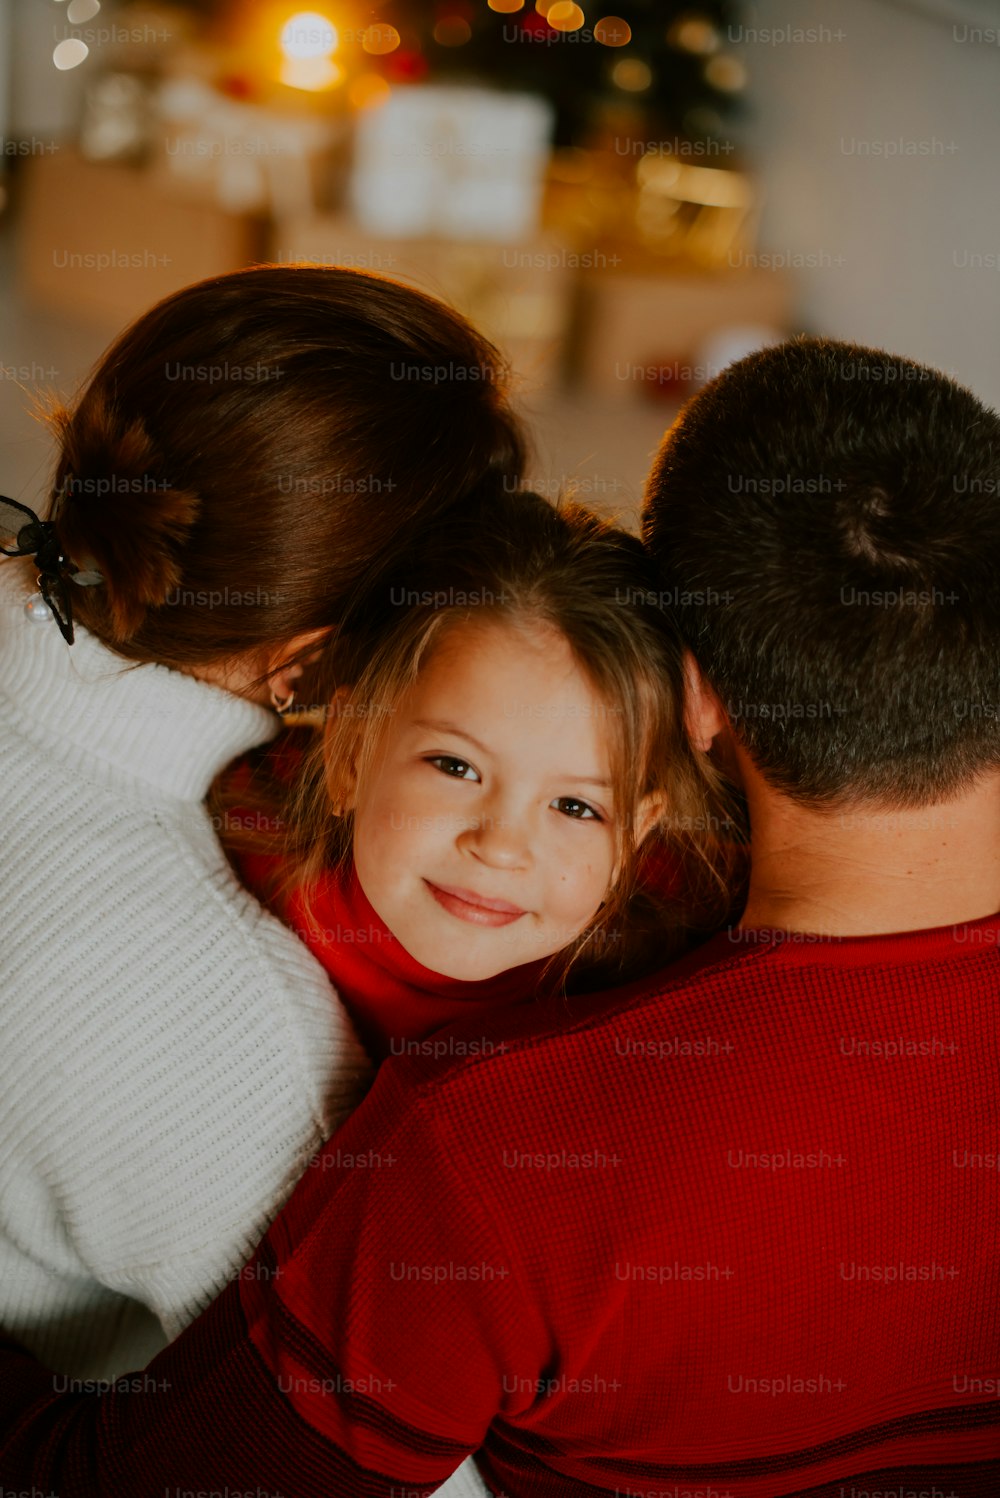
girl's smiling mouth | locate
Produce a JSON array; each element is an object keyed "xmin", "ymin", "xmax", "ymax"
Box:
[{"xmin": 424, "ymin": 880, "xmax": 528, "ymax": 927}]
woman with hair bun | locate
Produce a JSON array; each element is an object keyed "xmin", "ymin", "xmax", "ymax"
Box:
[{"xmin": 0, "ymin": 264, "xmax": 525, "ymax": 1385}]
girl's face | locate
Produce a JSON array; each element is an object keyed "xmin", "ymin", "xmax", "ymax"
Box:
[{"xmin": 348, "ymin": 616, "xmax": 626, "ymax": 981}]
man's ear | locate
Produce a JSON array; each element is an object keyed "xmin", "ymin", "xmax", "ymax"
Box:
[{"xmin": 683, "ymin": 649, "xmax": 728, "ymax": 752}]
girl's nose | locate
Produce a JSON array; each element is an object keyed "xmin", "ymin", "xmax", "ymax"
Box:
[{"xmin": 459, "ymin": 802, "xmax": 533, "ymax": 870}]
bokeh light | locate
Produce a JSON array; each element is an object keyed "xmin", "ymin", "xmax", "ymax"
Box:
[
  {"xmin": 52, "ymin": 38, "xmax": 89, "ymax": 70},
  {"xmin": 433, "ymin": 16, "xmax": 473, "ymax": 46},
  {"xmin": 704, "ymin": 55, "xmax": 748, "ymax": 92},
  {"xmin": 280, "ymin": 11, "xmax": 338, "ymax": 59},
  {"xmin": 362, "ymin": 23, "xmax": 401, "ymax": 55},
  {"xmin": 348, "ymin": 72, "xmax": 392, "ymax": 110},
  {"xmin": 548, "ymin": 2, "xmax": 585, "ymax": 31},
  {"xmin": 595, "ymin": 16, "xmax": 631, "ymax": 47},
  {"xmin": 66, "ymin": 0, "xmax": 101, "ymax": 23},
  {"xmin": 279, "ymin": 11, "xmax": 341, "ymax": 90},
  {"xmin": 611, "ymin": 56, "xmax": 653, "ymax": 92},
  {"xmin": 667, "ymin": 14, "xmax": 719, "ymax": 55}
]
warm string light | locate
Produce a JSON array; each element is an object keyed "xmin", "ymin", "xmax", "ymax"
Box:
[
  {"xmin": 547, "ymin": 1, "xmax": 585, "ymax": 31},
  {"xmin": 595, "ymin": 17, "xmax": 631, "ymax": 47},
  {"xmin": 612, "ymin": 57, "xmax": 653, "ymax": 92},
  {"xmin": 704, "ymin": 55, "xmax": 747, "ymax": 92},
  {"xmin": 667, "ymin": 14, "xmax": 719, "ymax": 56},
  {"xmin": 279, "ymin": 10, "xmax": 342, "ymax": 91},
  {"xmin": 45, "ymin": 0, "xmax": 742, "ymax": 131},
  {"xmin": 267, "ymin": 5, "xmax": 738, "ymax": 159},
  {"xmin": 661, "ymin": 10, "xmax": 746, "ymax": 96},
  {"xmin": 362, "ymin": 24, "xmax": 402, "ymax": 55}
]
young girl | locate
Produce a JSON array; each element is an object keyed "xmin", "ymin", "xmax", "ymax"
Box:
[{"xmin": 233, "ymin": 489, "xmax": 743, "ymax": 1061}]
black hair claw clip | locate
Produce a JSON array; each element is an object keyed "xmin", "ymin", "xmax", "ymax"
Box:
[{"xmin": 0, "ymin": 493, "xmax": 103, "ymax": 645}]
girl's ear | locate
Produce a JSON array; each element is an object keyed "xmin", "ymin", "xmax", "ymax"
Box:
[
  {"xmin": 634, "ymin": 790, "xmax": 669, "ymax": 847},
  {"xmin": 609, "ymin": 792, "xmax": 669, "ymax": 887},
  {"xmin": 328, "ymin": 686, "xmax": 360, "ymax": 816}
]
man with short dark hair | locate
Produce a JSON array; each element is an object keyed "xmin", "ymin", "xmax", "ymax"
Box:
[
  {"xmin": 2, "ymin": 339, "xmax": 998, "ymax": 1496},
  {"xmin": 646, "ymin": 336, "xmax": 1000, "ymax": 813}
]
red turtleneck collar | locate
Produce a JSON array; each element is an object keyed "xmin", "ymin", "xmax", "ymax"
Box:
[{"xmin": 242, "ymin": 850, "xmax": 551, "ymax": 1062}]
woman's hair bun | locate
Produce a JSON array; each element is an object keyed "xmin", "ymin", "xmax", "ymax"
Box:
[
  {"xmin": 50, "ymin": 388, "xmax": 200, "ymax": 642},
  {"xmin": 28, "ymin": 265, "xmax": 526, "ymax": 671}
]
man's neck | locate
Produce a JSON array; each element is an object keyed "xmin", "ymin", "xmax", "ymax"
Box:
[{"xmin": 738, "ymin": 768, "xmax": 1000, "ymax": 937}]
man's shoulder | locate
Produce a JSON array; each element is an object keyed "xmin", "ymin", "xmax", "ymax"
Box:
[
  {"xmin": 379, "ymin": 912, "xmax": 999, "ymax": 1115},
  {"xmin": 382, "ymin": 932, "xmax": 758, "ymax": 1100}
]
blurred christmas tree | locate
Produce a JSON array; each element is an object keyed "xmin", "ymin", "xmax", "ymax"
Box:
[{"xmin": 361, "ymin": 3, "xmax": 747, "ymax": 147}]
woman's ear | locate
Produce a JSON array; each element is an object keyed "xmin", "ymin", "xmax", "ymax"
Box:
[
  {"xmin": 266, "ymin": 627, "xmax": 333, "ymax": 711},
  {"xmin": 683, "ymin": 650, "xmax": 728, "ymax": 752}
]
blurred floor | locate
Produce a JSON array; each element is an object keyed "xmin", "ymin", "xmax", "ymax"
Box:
[{"xmin": 1, "ymin": 221, "xmax": 676, "ymax": 536}]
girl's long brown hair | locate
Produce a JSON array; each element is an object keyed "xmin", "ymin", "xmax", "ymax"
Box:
[{"xmin": 247, "ymin": 491, "xmax": 746, "ymax": 992}]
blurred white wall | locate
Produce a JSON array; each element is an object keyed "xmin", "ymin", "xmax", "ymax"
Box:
[{"xmin": 735, "ymin": 0, "xmax": 1000, "ymax": 403}]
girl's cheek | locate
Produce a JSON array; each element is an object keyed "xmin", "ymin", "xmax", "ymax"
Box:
[
  {"xmin": 399, "ymin": 765, "xmax": 453, "ymax": 814},
  {"xmin": 554, "ymin": 847, "xmax": 613, "ymax": 912}
]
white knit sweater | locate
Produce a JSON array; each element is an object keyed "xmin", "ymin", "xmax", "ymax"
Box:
[{"xmin": 0, "ymin": 563, "xmax": 371, "ymax": 1379}]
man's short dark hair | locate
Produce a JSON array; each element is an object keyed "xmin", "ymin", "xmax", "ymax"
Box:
[{"xmin": 642, "ymin": 337, "xmax": 1000, "ymax": 807}]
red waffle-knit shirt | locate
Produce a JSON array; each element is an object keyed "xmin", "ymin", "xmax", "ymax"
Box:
[{"xmin": 1, "ymin": 913, "xmax": 997, "ymax": 1495}]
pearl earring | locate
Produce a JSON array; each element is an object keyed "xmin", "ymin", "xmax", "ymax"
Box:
[{"xmin": 24, "ymin": 595, "xmax": 53, "ymax": 625}]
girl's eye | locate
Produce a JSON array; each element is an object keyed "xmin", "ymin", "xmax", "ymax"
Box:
[
  {"xmin": 426, "ymin": 755, "xmax": 481, "ymax": 782},
  {"xmin": 552, "ymin": 796, "xmax": 602, "ymax": 822}
]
